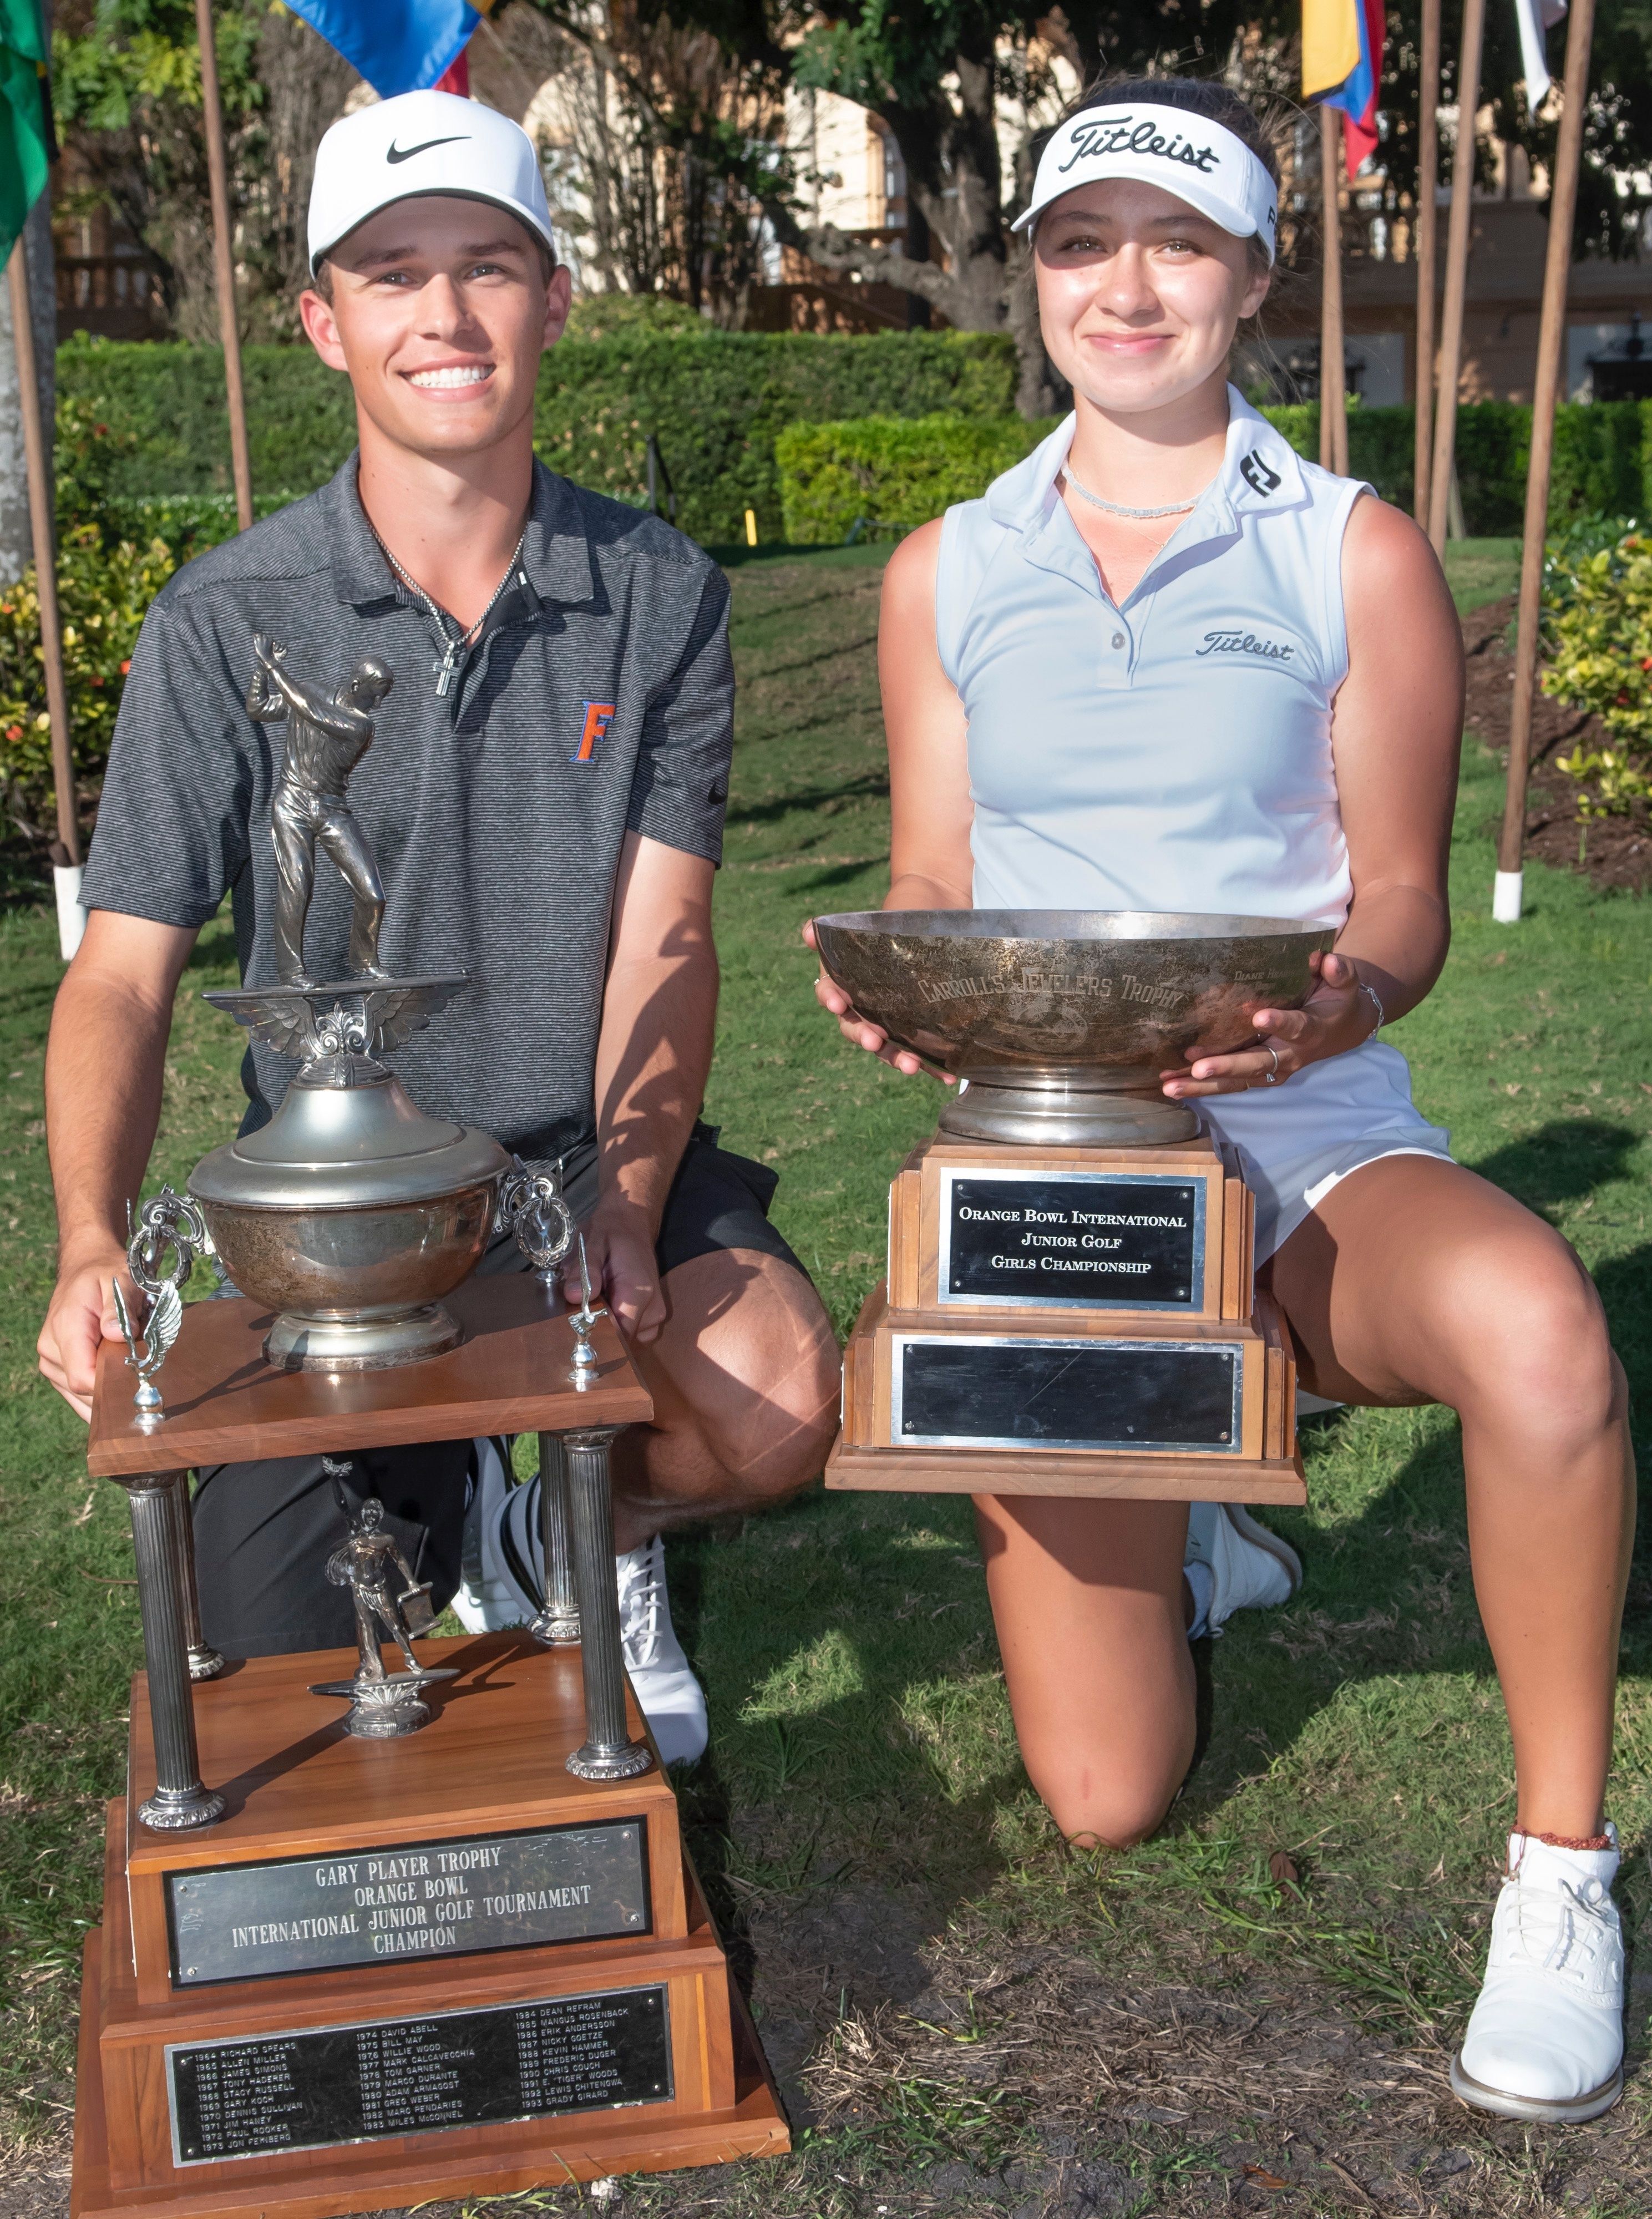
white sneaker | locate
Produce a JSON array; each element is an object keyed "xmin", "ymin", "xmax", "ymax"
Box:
[
  {"xmin": 1452, "ymin": 1827, "xmax": 1625, "ymax": 2123},
  {"xmin": 455, "ymin": 1454, "xmax": 709, "ymax": 1768},
  {"xmin": 1184, "ymin": 1503, "xmax": 1300, "ymax": 1637},
  {"xmin": 616, "ymin": 1535, "xmax": 708, "ymax": 1768},
  {"xmin": 452, "ymin": 1438, "xmax": 535, "ymax": 1632}
]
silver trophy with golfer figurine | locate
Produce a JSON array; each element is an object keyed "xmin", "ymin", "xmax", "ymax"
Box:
[{"xmin": 163, "ymin": 635, "xmax": 576, "ymax": 1375}]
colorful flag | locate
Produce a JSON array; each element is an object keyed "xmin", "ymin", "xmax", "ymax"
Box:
[
  {"xmin": 1514, "ymin": 0, "xmax": 1567, "ymax": 105},
  {"xmin": 283, "ymin": 0, "xmax": 493, "ymax": 100},
  {"xmin": 1302, "ymin": 0, "xmax": 1361, "ymax": 100},
  {"xmin": 0, "ymin": 0, "xmax": 49, "ymax": 263},
  {"xmin": 1304, "ymin": 0, "xmax": 1386, "ymax": 176}
]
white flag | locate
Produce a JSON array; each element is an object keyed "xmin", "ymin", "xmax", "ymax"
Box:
[{"xmin": 1515, "ymin": 0, "xmax": 1568, "ymax": 104}]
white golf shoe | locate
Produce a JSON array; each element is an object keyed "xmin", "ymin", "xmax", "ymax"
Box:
[
  {"xmin": 1452, "ymin": 1827, "xmax": 1624, "ymax": 2124},
  {"xmin": 453, "ymin": 1443, "xmax": 709, "ymax": 1767},
  {"xmin": 615, "ymin": 1534, "xmax": 708, "ymax": 1769},
  {"xmin": 1184, "ymin": 1503, "xmax": 1301, "ymax": 1638}
]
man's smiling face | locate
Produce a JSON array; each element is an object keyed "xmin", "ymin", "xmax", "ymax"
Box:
[{"xmin": 299, "ymin": 195, "xmax": 571, "ymax": 463}]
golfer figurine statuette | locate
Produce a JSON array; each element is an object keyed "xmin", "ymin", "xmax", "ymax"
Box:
[
  {"xmin": 309, "ymin": 1461, "xmax": 458, "ymax": 1736},
  {"xmin": 246, "ymin": 631, "xmax": 393, "ymax": 989}
]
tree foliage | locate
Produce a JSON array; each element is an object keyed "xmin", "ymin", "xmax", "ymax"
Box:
[{"xmin": 53, "ymin": 0, "xmax": 356, "ymax": 340}]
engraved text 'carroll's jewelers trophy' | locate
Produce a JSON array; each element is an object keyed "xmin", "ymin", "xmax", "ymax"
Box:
[
  {"xmin": 185, "ymin": 634, "xmax": 512, "ymax": 1371},
  {"xmin": 815, "ymin": 910, "xmax": 1332, "ymax": 1504}
]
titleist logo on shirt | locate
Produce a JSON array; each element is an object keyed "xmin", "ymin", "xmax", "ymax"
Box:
[
  {"xmin": 1195, "ymin": 630, "xmax": 1295, "ymax": 661},
  {"xmin": 1056, "ymin": 116, "xmax": 1223, "ymax": 179}
]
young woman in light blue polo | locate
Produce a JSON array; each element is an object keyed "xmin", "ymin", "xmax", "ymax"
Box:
[{"xmin": 815, "ymin": 77, "xmax": 1633, "ymax": 2126}]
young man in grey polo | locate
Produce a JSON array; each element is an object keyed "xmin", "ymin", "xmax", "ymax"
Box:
[{"xmin": 36, "ymin": 91, "xmax": 841, "ymax": 1764}]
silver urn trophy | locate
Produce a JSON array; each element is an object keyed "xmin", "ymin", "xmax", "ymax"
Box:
[{"xmin": 186, "ymin": 637, "xmax": 511, "ymax": 1371}]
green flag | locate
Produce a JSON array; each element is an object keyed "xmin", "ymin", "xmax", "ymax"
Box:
[{"xmin": 0, "ymin": 0, "xmax": 48, "ymax": 264}]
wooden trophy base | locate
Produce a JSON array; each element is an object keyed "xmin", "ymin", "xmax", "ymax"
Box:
[
  {"xmin": 830, "ymin": 1133, "xmax": 1306, "ymax": 1505},
  {"xmin": 71, "ymin": 1634, "xmax": 788, "ymax": 2218}
]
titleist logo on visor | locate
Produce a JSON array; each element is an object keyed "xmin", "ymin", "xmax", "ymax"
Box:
[{"xmin": 1056, "ymin": 115, "xmax": 1223, "ymax": 179}]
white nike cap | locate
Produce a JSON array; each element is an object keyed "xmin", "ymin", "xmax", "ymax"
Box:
[
  {"xmin": 1013, "ymin": 102, "xmax": 1278, "ymax": 264},
  {"xmin": 308, "ymin": 90, "xmax": 556, "ymax": 276}
]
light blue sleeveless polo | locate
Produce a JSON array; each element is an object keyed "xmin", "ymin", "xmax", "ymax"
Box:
[{"xmin": 935, "ymin": 388, "xmax": 1451, "ymax": 1260}]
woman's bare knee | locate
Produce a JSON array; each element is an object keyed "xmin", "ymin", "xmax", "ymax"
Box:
[
  {"xmin": 1036, "ymin": 1764, "xmax": 1182, "ymax": 1850},
  {"xmin": 1440, "ymin": 1233, "xmax": 1617, "ymax": 1446}
]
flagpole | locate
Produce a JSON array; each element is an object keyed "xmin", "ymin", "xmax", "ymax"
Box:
[
  {"xmin": 1493, "ymin": 0, "xmax": 1596, "ymax": 923},
  {"xmin": 7, "ymin": 237, "xmax": 82, "ymax": 956},
  {"xmin": 1427, "ymin": 0, "xmax": 1486, "ymax": 555},
  {"xmin": 194, "ymin": 0, "xmax": 254, "ymax": 532},
  {"xmin": 1413, "ymin": 0, "xmax": 1441, "ymax": 523},
  {"xmin": 1319, "ymin": 104, "xmax": 1349, "ymax": 476}
]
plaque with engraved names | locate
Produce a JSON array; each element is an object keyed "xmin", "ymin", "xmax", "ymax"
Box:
[
  {"xmin": 166, "ymin": 1819, "xmax": 650, "ymax": 1986},
  {"xmin": 167, "ymin": 1984, "xmax": 672, "ymax": 2165},
  {"xmin": 892, "ymin": 1334, "xmax": 1243, "ymax": 1452},
  {"xmin": 937, "ymin": 1172, "xmax": 1204, "ymax": 1310}
]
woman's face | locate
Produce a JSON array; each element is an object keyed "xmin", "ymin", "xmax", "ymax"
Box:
[{"xmin": 1033, "ymin": 176, "xmax": 1270, "ymax": 417}]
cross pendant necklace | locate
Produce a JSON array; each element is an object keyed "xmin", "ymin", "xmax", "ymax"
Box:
[{"xmin": 369, "ymin": 520, "xmax": 529, "ymax": 696}]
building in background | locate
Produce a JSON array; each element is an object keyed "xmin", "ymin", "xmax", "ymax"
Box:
[{"xmin": 1240, "ymin": 109, "xmax": 1652, "ymax": 407}]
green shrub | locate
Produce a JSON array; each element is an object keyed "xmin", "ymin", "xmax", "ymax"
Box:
[
  {"xmin": 1544, "ymin": 526, "xmax": 1652, "ymax": 815},
  {"xmin": 57, "ymin": 331, "xmax": 1020, "ymax": 546},
  {"xmin": 776, "ymin": 414, "xmax": 1053, "ymax": 543},
  {"xmin": 772, "ymin": 399, "xmax": 1652, "ymax": 545},
  {"xmin": 1257, "ymin": 404, "xmax": 1417, "ymax": 511},
  {"xmin": 0, "ymin": 525, "xmax": 178, "ymax": 840}
]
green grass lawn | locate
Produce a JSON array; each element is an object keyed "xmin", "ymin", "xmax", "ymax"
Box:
[{"xmin": 2, "ymin": 536, "xmax": 1648, "ymax": 2216}]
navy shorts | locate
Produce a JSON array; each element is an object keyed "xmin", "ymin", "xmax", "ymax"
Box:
[{"xmin": 193, "ymin": 1121, "xmax": 809, "ymax": 1657}]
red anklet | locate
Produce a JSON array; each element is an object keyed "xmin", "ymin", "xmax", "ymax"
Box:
[{"xmin": 1518, "ymin": 1828, "xmax": 1613, "ymax": 1852}]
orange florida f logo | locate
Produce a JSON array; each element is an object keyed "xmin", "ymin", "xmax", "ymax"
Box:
[{"xmin": 572, "ymin": 700, "xmax": 616, "ymax": 763}]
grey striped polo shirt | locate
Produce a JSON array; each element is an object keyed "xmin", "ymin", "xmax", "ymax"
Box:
[{"xmin": 80, "ymin": 455, "xmax": 734, "ymax": 1158}]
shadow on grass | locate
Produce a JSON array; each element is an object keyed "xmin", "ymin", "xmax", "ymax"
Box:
[
  {"xmin": 723, "ymin": 772, "xmax": 889, "ymax": 829},
  {"xmin": 1469, "ymin": 1117, "xmax": 1641, "ymax": 1215}
]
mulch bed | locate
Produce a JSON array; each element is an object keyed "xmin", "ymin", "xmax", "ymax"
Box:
[{"xmin": 1463, "ymin": 595, "xmax": 1652, "ymax": 895}]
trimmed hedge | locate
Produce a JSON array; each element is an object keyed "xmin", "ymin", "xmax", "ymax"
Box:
[
  {"xmin": 778, "ymin": 399, "xmax": 1652, "ymax": 544},
  {"xmin": 55, "ymin": 335, "xmax": 1652, "ymax": 548},
  {"xmin": 57, "ymin": 332, "xmax": 1020, "ymax": 548},
  {"xmin": 777, "ymin": 414, "xmax": 1055, "ymax": 543}
]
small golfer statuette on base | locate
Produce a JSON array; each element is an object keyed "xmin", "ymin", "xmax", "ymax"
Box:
[{"xmin": 310, "ymin": 1462, "xmax": 457, "ymax": 1737}]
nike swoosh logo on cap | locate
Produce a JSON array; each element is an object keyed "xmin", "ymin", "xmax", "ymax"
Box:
[{"xmin": 386, "ymin": 135, "xmax": 469, "ymax": 165}]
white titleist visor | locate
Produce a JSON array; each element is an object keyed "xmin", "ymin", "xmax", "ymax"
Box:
[
  {"xmin": 308, "ymin": 90, "xmax": 556, "ymax": 275},
  {"xmin": 1014, "ymin": 103, "xmax": 1278, "ymax": 263}
]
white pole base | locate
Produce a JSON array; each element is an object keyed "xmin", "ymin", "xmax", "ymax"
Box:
[
  {"xmin": 53, "ymin": 862, "xmax": 86, "ymax": 960},
  {"xmin": 1492, "ymin": 869, "xmax": 1523, "ymax": 924}
]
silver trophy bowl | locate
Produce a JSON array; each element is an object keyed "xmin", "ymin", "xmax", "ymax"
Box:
[
  {"xmin": 190, "ymin": 1053, "xmax": 511, "ymax": 1371},
  {"xmin": 812, "ymin": 910, "xmax": 1336, "ymax": 1147}
]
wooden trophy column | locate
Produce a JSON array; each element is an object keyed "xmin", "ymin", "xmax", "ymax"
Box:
[
  {"xmin": 830, "ymin": 1132, "xmax": 1306, "ymax": 1505},
  {"xmin": 73, "ymin": 1275, "xmax": 786, "ymax": 2219}
]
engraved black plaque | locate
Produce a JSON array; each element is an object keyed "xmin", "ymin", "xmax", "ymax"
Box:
[
  {"xmin": 166, "ymin": 1819, "xmax": 650, "ymax": 1985},
  {"xmin": 893, "ymin": 1335, "xmax": 1241, "ymax": 1452},
  {"xmin": 940, "ymin": 1174, "xmax": 1203, "ymax": 1309},
  {"xmin": 167, "ymin": 1984, "xmax": 672, "ymax": 2164}
]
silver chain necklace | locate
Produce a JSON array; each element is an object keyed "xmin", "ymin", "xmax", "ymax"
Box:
[
  {"xmin": 1062, "ymin": 458, "xmax": 1201, "ymax": 521},
  {"xmin": 371, "ymin": 521, "xmax": 529, "ymax": 696}
]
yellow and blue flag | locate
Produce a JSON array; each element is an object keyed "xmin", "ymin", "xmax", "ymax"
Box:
[
  {"xmin": 284, "ymin": 0, "xmax": 494, "ymax": 100},
  {"xmin": 1303, "ymin": 0, "xmax": 1385, "ymax": 175}
]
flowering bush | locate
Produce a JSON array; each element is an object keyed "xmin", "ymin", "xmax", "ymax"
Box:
[
  {"xmin": 0, "ymin": 525, "xmax": 176, "ymax": 841},
  {"xmin": 1544, "ymin": 528, "xmax": 1652, "ymax": 817}
]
